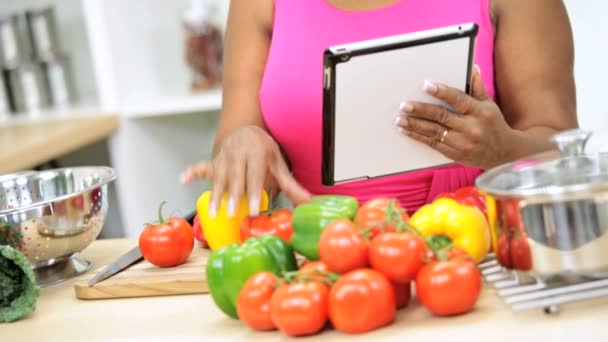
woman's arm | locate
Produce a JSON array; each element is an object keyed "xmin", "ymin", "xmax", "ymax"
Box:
[
  {"xmin": 213, "ymin": 0, "xmax": 274, "ymax": 156},
  {"xmin": 395, "ymin": 0, "xmax": 578, "ymax": 169},
  {"xmin": 493, "ymin": 0, "xmax": 578, "ymax": 158}
]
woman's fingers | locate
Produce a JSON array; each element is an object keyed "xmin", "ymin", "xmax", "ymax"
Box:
[
  {"xmin": 209, "ymin": 159, "xmax": 228, "ymax": 218},
  {"xmin": 180, "ymin": 161, "xmax": 213, "ymax": 185},
  {"xmin": 246, "ymin": 154, "xmax": 266, "ymax": 216},
  {"xmin": 268, "ymin": 149, "xmax": 312, "ymax": 206},
  {"xmin": 396, "ymin": 116, "xmax": 447, "ymax": 142},
  {"xmin": 422, "ymin": 80, "xmax": 475, "ymax": 114},
  {"xmin": 399, "ymin": 100, "xmax": 467, "ymax": 132},
  {"xmin": 227, "ymin": 157, "xmax": 246, "ymax": 217},
  {"xmin": 403, "ymin": 129, "xmax": 461, "ymax": 160}
]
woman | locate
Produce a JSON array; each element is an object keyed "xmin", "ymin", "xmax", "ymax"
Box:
[{"xmin": 181, "ymin": 0, "xmax": 578, "ymax": 218}]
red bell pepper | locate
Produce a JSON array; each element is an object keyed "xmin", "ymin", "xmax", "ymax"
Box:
[
  {"xmin": 192, "ymin": 214, "xmax": 210, "ymax": 248},
  {"xmin": 435, "ymin": 186, "xmax": 488, "ymax": 219}
]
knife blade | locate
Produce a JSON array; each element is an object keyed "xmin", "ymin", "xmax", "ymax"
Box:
[
  {"xmin": 87, "ymin": 209, "xmax": 198, "ymax": 287},
  {"xmin": 88, "ymin": 246, "xmax": 143, "ymax": 287}
]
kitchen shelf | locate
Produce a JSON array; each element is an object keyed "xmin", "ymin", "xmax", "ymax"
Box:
[
  {"xmin": 121, "ymin": 88, "xmax": 222, "ymax": 118},
  {"xmin": 0, "ymin": 99, "xmax": 114, "ymax": 128}
]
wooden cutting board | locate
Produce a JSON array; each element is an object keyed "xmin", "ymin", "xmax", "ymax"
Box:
[{"xmin": 74, "ymin": 246, "xmax": 211, "ymax": 300}]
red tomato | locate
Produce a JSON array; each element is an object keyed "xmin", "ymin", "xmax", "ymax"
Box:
[
  {"xmin": 297, "ymin": 261, "xmax": 329, "ymax": 282},
  {"xmin": 355, "ymin": 198, "xmax": 409, "ymax": 238},
  {"xmin": 416, "ymin": 259, "xmax": 481, "ymax": 316},
  {"xmin": 237, "ymin": 272, "xmax": 278, "ymax": 331},
  {"xmin": 496, "ymin": 227, "xmax": 512, "ymax": 268},
  {"xmin": 240, "ymin": 208, "xmax": 293, "ymax": 243},
  {"xmin": 329, "ymin": 269, "xmax": 396, "ymax": 334},
  {"xmin": 71, "ymin": 195, "xmax": 84, "ymax": 210},
  {"xmin": 368, "ymin": 232, "xmax": 428, "ymax": 283},
  {"xmin": 392, "ymin": 281, "xmax": 411, "ymax": 309},
  {"xmin": 270, "ymin": 281, "xmax": 329, "ymax": 337},
  {"xmin": 436, "ymin": 186, "xmax": 488, "ymax": 219},
  {"xmin": 426, "ymin": 247, "xmax": 473, "ymax": 263},
  {"xmin": 138, "ymin": 203, "xmax": 194, "ymax": 267},
  {"xmin": 192, "ymin": 214, "xmax": 209, "ymax": 248},
  {"xmin": 510, "ymin": 231, "xmax": 532, "ymax": 271},
  {"xmin": 318, "ymin": 219, "xmax": 368, "ymax": 274}
]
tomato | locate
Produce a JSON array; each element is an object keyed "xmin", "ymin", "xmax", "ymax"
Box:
[
  {"xmin": 71, "ymin": 195, "xmax": 84, "ymax": 210},
  {"xmin": 496, "ymin": 226, "xmax": 512, "ymax": 268},
  {"xmin": 392, "ymin": 281, "xmax": 411, "ymax": 309},
  {"xmin": 240, "ymin": 208, "xmax": 293, "ymax": 243},
  {"xmin": 355, "ymin": 198, "xmax": 409, "ymax": 238},
  {"xmin": 436, "ymin": 186, "xmax": 488, "ymax": 219},
  {"xmin": 237, "ymin": 271, "xmax": 277, "ymax": 331},
  {"xmin": 510, "ymin": 231, "xmax": 532, "ymax": 271},
  {"xmin": 415, "ymin": 259, "xmax": 481, "ymax": 316},
  {"xmin": 138, "ymin": 203, "xmax": 194, "ymax": 267},
  {"xmin": 426, "ymin": 247, "xmax": 473, "ymax": 263},
  {"xmin": 192, "ymin": 214, "xmax": 209, "ymax": 248},
  {"xmin": 318, "ymin": 219, "xmax": 368, "ymax": 274},
  {"xmin": 368, "ymin": 232, "xmax": 427, "ymax": 283},
  {"xmin": 270, "ymin": 281, "xmax": 329, "ymax": 337},
  {"xmin": 329, "ymin": 269, "xmax": 396, "ymax": 334},
  {"xmin": 297, "ymin": 261, "xmax": 329, "ymax": 282}
]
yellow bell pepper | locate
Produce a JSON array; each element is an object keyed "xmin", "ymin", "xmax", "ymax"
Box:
[
  {"xmin": 196, "ymin": 190, "xmax": 269, "ymax": 251},
  {"xmin": 409, "ymin": 198, "xmax": 490, "ymax": 264},
  {"xmin": 483, "ymin": 193, "xmax": 498, "ymax": 254}
]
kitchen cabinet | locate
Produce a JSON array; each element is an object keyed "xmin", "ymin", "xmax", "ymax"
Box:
[{"xmin": 0, "ymin": 0, "xmax": 229, "ymax": 237}]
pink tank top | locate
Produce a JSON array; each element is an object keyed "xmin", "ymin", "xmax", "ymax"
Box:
[{"xmin": 260, "ymin": 0, "xmax": 495, "ymax": 213}]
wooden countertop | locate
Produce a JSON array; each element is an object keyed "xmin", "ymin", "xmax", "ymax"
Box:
[
  {"xmin": 4, "ymin": 239, "xmax": 608, "ymax": 342},
  {"xmin": 0, "ymin": 114, "xmax": 119, "ymax": 175}
]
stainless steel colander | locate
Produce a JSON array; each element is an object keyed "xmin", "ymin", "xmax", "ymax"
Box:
[{"xmin": 0, "ymin": 166, "xmax": 116, "ymax": 286}]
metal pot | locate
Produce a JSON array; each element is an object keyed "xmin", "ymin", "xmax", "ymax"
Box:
[{"xmin": 476, "ymin": 129, "xmax": 608, "ymax": 280}]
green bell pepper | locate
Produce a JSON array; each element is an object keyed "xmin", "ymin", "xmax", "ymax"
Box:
[
  {"xmin": 291, "ymin": 195, "xmax": 359, "ymax": 260},
  {"xmin": 206, "ymin": 234, "xmax": 298, "ymax": 319}
]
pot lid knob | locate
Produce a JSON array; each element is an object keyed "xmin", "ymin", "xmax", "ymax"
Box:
[{"xmin": 551, "ymin": 129, "xmax": 592, "ymax": 157}]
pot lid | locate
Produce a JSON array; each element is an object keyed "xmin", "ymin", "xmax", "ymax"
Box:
[{"xmin": 475, "ymin": 129, "xmax": 608, "ymax": 200}]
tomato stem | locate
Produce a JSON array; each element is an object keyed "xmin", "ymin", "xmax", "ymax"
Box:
[
  {"xmin": 281, "ymin": 269, "xmax": 341, "ymax": 285},
  {"xmin": 157, "ymin": 201, "xmax": 167, "ymax": 225}
]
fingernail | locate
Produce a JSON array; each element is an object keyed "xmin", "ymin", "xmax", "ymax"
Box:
[
  {"xmin": 249, "ymin": 196, "xmax": 260, "ymax": 216},
  {"xmin": 399, "ymin": 101, "xmax": 414, "ymax": 113},
  {"xmin": 394, "ymin": 116, "xmax": 401, "ymax": 126},
  {"xmin": 423, "ymin": 80, "xmax": 438, "ymax": 94},
  {"xmin": 398, "ymin": 127, "xmax": 406, "ymax": 134},
  {"xmin": 227, "ymin": 197, "xmax": 236, "ymax": 217},
  {"xmin": 474, "ymin": 64, "xmax": 482, "ymax": 75},
  {"xmin": 179, "ymin": 172, "xmax": 188, "ymax": 184},
  {"xmin": 209, "ymin": 202, "xmax": 217, "ymax": 218}
]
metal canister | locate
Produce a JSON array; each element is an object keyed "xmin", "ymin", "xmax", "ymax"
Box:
[
  {"xmin": 25, "ymin": 6, "xmax": 61, "ymax": 61},
  {"xmin": 0, "ymin": 73, "xmax": 10, "ymax": 119},
  {"xmin": 0, "ymin": 14, "xmax": 29, "ymax": 69},
  {"xmin": 41, "ymin": 55, "xmax": 76, "ymax": 107},
  {"xmin": 6, "ymin": 62, "xmax": 49, "ymax": 113}
]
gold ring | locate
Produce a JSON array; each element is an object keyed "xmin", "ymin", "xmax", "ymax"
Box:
[{"xmin": 439, "ymin": 128, "xmax": 448, "ymax": 143}]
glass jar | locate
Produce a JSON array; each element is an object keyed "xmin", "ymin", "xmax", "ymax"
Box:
[{"xmin": 183, "ymin": 0, "xmax": 223, "ymax": 92}]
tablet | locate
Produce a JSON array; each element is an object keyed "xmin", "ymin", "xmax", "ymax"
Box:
[{"xmin": 321, "ymin": 23, "xmax": 478, "ymax": 186}]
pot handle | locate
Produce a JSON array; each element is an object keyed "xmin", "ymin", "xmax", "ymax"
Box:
[{"xmin": 551, "ymin": 129, "xmax": 592, "ymax": 157}]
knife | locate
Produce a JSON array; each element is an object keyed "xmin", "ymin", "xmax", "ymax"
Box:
[{"xmin": 88, "ymin": 209, "xmax": 198, "ymax": 287}]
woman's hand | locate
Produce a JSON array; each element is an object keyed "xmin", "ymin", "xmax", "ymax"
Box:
[
  {"xmin": 395, "ymin": 67, "xmax": 517, "ymax": 170},
  {"xmin": 180, "ymin": 125, "xmax": 311, "ymax": 217}
]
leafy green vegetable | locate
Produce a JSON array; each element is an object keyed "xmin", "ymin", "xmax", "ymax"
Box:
[{"xmin": 0, "ymin": 245, "xmax": 39, "ymax": 323}]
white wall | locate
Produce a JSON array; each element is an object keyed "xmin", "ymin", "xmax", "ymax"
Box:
[{"xmin": 563, "ymin": 0, "xmax": 608, "ymax": 153}]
